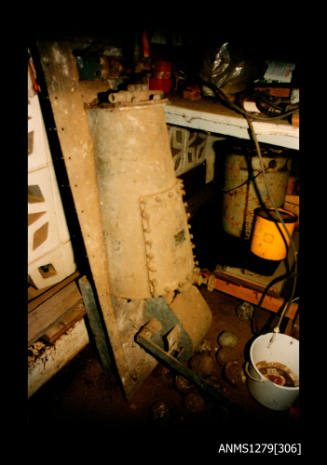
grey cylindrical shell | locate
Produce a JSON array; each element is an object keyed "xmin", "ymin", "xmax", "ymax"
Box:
[
  {"xmin": 87, "ymin": 101, "xmax": 194, "ymax": 299},
  {"xmin": 222, "ymin": 152, "xmax": 291, "ymax": 239}
]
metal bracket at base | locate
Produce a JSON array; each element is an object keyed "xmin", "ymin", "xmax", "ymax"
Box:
[{"xmin": 135, "ymin": 319, "xmax": 238, "ymax": 409}]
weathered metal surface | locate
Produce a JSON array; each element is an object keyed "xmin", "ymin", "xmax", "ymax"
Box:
[
  {"xmin": 140, "ymin": 182, "xmax": 194, "ymax": 298},
  {"xmin": 86, "ymin": 86, "xmax": 213, "ymax": 394},
  {"xmin": 112, "ymin": 296, "xmax": 158, "ymax": 390},
  {"xmin": 38, "ymin": 42, "xmax": 211, "ymax": 399},
  {"xmin": 108, "ymin": 84, "xmax": 163, "ymax": 104},
  {"xmin": 222, "ymin": 150, "xmax": 291, "ymax": 239},
  {"xmin": 169, "ymin": 285, "xmax": 212, "ymax": 353},
  {"xmin": 113, "ymin": 285, "xmax": 212, "ymax": 389},
  {"xmin": 86, "ymin": 97, "xmax": 195, "ymax": 299},
  {"xmin": 144, "ymin": 296, "xmax": 193, "ymax": 362}
]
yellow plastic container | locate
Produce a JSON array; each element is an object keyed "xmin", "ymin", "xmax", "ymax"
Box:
[{"xmin": 250, "ymin": 208, "xmax": 297, "ymax": 261}]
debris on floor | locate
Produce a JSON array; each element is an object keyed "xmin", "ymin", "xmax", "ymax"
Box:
[{"xmin": 27, "ymin": 287, "xmax": 300, "ymax": 442}]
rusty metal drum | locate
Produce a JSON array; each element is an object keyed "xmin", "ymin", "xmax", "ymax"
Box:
[
  {"xmin": 222, "ymin": 145, "xmax": 292, "ymax": 240},
  {"xmin": 86, "ymin": 96, "xmax": 195, "ymax": 300}
]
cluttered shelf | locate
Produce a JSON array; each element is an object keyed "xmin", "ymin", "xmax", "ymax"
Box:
[{"xmin": 165, "ymin": 95, "xmax": 299, "ymax": 151}]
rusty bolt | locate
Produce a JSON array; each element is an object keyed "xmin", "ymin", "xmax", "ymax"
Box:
[{"xmin": 192, "ymin": 269, "xmax": 205, "ymax": 286}]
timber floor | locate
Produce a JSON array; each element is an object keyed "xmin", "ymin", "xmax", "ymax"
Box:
[{"xmin": 26, "ymin": 287, "xmax": 301, "ymax": 452}]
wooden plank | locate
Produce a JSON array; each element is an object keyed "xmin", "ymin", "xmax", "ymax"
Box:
[
  {"xmin": 214, "ymin": 268, "xmax": 283, "ymax": 298},
  {"xmin": 28, "ymin": 283, "xmax": 53, "ymax": 301},
  {"xmin": 28, "ymin": 271, "xmax": 80, "ymax": 312},
  {"xmin": 41, "ymin": 301, "xmax": 86, "ymax": 344},
  {"xmin": 201, "ymin": 270, "xmax": 298, "ymax": 320},
  {"xmin": 28, "ymin": 281, "xmax": 82, "ymax": 345},
  {"xmin": 37, "ymin": 40, "xmax": 132, "ymax": 396}
]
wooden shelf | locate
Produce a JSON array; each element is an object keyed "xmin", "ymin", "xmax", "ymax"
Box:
[
  {"xmin": 165, "ymin": 96, "xmax": 299, "ymax": 151},
  {"xmin": 200, "ymin": 270, "xmax": 298, "ymax": 320}
]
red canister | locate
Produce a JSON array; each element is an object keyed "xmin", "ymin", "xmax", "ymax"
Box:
[
  {"xmin": 149, "ymin": 60, "xmax": 173, "ymax": 94},
  {"xmin": 152, "ymin": 61, "xmax": 171, "ymax": 79}
]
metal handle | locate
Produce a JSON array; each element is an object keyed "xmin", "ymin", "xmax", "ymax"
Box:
[{"xmin": 244, "ymin": 361, "xmax": 264, "ymax": 383}]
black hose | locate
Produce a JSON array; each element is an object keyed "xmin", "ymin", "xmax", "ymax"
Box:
[
  {"xmin": 200, "ymin": 79, "xmax": 299, "ymax": 334},
  {"xmin": 251, "ymin": 269, "xmax": 297, "ymax": 335},
  {"xmin": 199, "ymin": 79, "xmax": 299, "ymax": 121}
]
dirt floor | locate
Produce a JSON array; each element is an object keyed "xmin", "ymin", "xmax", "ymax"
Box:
[{"xmin": 27, "ymin": 286, "xmax": 301, "ymax": 452}]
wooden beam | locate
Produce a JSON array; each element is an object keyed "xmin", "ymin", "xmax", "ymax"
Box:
[
  {"xmin": 28, "ymin": 281, "xmax": 82, "ymax": 346},
  {"xmin": 41, "ymin": 301, "xmax": 86, "ymax": 344},
  {"xmin": 200, "ymin": 270, "xmax": 298, "ymax": 320},
  {"xmin": 37, "ymin": 40, "xmax": 133, "ymax": 395},
  {"xmin": 28, "ymin": 271, "xmax": 80, "ymax": 312}
]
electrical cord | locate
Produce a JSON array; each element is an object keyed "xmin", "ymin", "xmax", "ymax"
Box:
[
  {"xmin": 201, "ymin": 79, "xmax": 299, "ymax": 333},
  {"xmin": 251, "ymin": 268, "xmax": 297, "ymax": 335},
  {"xmin": 253, "ymin": 91, "xmax": 290, "ymax": 116},
  {"xmin": 200, "ymin": 80, "xmax": 299, "ymax": 121},
  {"xmin": 255, "ymin": 99, "xmax": 284, "ymax": 117},
  {"xmin": 221, "ymin": 169, "xmax": 264, "ymax": 193},
  {"xmin": 246, "ymin": 115, "xmax": 298, "ymax": 329}
]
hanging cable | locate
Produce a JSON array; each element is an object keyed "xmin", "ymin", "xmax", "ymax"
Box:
[
  {"xmin": 199, "ymin": 79, "xmax": 299, "ymax": 121},
  {"xmin": 251, "ymin": 268, "xmax": 297, "ymax": 335},
  {"xmin": 200, "ymin": 79, "xmax": 299, "ymax": 333},
  {"xmin": 221, "ymin": 169, "xmax": 264, "ymax": 193},
  {"xmin": 245, "ymin": 116, "xmax": 298, "ymax": 329}
]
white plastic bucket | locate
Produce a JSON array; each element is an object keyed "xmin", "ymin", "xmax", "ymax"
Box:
[{"xmin": 245, "ymin": 332, "xmax": 299, "ymax": 411}]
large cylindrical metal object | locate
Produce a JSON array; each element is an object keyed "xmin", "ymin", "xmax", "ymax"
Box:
[
  {"xmin": 86, "ymin": 99, "xmax": 195, "ymax": 300},
  {"xmin": 222, "ymin": 146, "xmax": 291, "ymax": 240}
]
